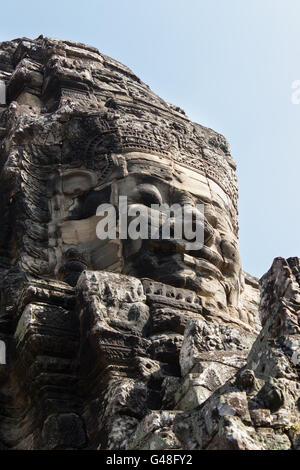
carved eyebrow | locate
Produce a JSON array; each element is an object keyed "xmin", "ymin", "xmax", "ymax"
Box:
[
  {"xmin": 126, "ymin": 186, "xmax": 162, "ymax": 209},
  {"xmin": 137, "ymin": 185, "xmax": 159, "ymax": 191},
  {"xmin": 135, "ymin": 184, "xmax": 163, "ymax": 202},
  {"xmin": 136, "ymin": 175, "xmax": 158, "ymax": 185},
  {"xmin": 171, "ymin": 189, "xmax": 195, "ymax": 204}
]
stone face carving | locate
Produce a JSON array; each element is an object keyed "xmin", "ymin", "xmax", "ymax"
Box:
[
  {"xmin": 0, "ymin": 36, "xmax": 275, "ymax": 450},
  {"xmin": 61, "ymin": 155, "xmax": 242, "ymax": 315}
]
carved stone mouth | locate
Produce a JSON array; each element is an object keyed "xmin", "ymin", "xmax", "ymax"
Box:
[
  {"xmin": 181, "ymin": 253, "xmax": 223, "ymax": 280},
  {"xmin": 146, "ymin": 239, "xmax": 224, "ymax": 279},
  {"xmin": 186, "ymin": 245, "xmax": 224, "ymax": 269}
]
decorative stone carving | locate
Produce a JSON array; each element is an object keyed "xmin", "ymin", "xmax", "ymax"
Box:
[{"xmin": 0, "ymin": 36, "xmax": 265, "ymax": 450}]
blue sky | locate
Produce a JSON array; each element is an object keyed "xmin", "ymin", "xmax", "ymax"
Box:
[{"xmin": 1, "ymin": 0, "xmax": 300, "ymax": 278}]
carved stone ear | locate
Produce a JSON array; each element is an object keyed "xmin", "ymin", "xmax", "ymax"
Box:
[{"xmin": 62, "ymin": 169, "xmax": 97, "ymax": 195}]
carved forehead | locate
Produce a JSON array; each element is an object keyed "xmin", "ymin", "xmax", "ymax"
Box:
[
  {"xmin": 60, "ymin": 152, "xmax": 231, "ymax": 205},
  {"xmin": 6, "ymin": 113, "xmax": 237, "ymax": 220},
  {"xmin": 61, "ymin": 114, "xmax": 238, "ymax": 207}
]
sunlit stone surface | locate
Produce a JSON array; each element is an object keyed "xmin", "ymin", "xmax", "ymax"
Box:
[{"xmin": 0, "ymin": 37, "xmax": 296, "ymax": 451}]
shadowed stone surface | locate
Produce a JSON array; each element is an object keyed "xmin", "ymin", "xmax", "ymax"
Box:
[{"xmin": 0, "ymin": 36, "xmax": 293, "ymax": 451}]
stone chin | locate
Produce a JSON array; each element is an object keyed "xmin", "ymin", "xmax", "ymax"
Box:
[{"xmin": 57, "ymin": 152, "xmax": 242, "ymax": 312}]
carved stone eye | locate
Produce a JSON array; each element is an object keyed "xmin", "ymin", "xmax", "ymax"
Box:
[{"xmin": 132, "ymin": 184, "xmax": 163, "ymax": 207}]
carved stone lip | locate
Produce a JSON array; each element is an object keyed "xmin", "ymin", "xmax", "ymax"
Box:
[
  {"xmin": 167, "ymin": 238, "xmax": 224, "ymax": 273},
  {"xmin": 182, "ymin": 253, "xmax": 223, "ymax": 279},
  {"xmin": 186, "ymin": 245, "xmax": 223, "ymax": 268},
  {"xmin": 147, "ymin": 239, "xmax": 224, "ymax": 278}
]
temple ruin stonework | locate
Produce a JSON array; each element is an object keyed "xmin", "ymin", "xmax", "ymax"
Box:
[{"xmin": 0, "ymin": 36, "xmax": 298, "ymax": 450}]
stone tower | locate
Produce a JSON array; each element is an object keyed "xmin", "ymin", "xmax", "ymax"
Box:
[{"xmin": 0, "ymin": 37, "xmax": 298, "ymax": 450}]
